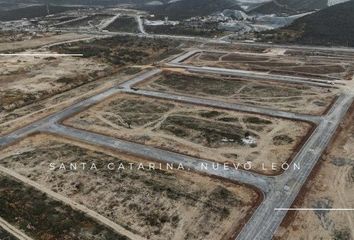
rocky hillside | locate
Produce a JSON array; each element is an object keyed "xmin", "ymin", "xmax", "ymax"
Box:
[
  {"xmin": 257, "ymin": 0, "xmax": 354, "ymax": 47},
  {"xmin": 250, "ymin": 0, "xmax": 330, "ymax": 15},
  {"xmin": 142, "ymin": 0, "xmax": 243, "ymax": 20}
]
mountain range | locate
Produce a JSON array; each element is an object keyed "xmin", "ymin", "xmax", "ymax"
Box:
[
  {"xmin": 259, "ymin": 0, "xmax": 354, "ymax": 46},
  {"xmin": 249, "ymin": 0, "xmax": 349, "ymax": 15}
]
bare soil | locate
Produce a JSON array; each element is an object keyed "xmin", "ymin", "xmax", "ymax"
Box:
[
  {"xmin": 184, "ymin": 51, "xmax": 354, "ymax": 80},
  {"xmin": 0, "ymin": 63, "xmax": 144, "ymax": 136},
  {"xmin": 137, "ymin": 70, "xmax": 337, "ymax": 115},
  {"xmin": 274, "ymin": 107, "xmax": 354, "ymax": 240},
  {"xmin": 0, "ymin": 172, "xmax": 129, "ymax": 240},
  {"xmin": 64, "ymin": 93, "xmax": 311, "ymax": 175},
  {"xmin": 0, "ymin": 134, "xmax": 260, "ymax": 240},
  {"xmin": 0, "ymin": 33, "xmax": 90, "ymax": 52}
]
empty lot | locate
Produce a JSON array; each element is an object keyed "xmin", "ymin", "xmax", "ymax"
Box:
[
  {"xmin": 138, "ymin": 70, "xmax": 337, "ymax": 115},
  {"xmin": 0, "ymin": 134, "xmax": 259, "ymax": 240},
  {"xmin": 184, "ymin": 51, "xmax": 354, "ymax": 80},
  {"xmin": 0, "ymin": 173, "xmax": 128, "ymax": 240},
  {"xmin": 0, "ymin": 67, "xmax": 144, "ymax": 136},
  {"xmin": 64, "ymin": 93, "xmax": 311, "ymax": 174},
  {"xmin": 0, "ymin": 53, "xmax": 109, "ymax": 112},
  {"xmin": 0, "ymin": 52, "xmax": 117, "ymax": 135},
  {"xmin": 0, "ymin": 33, "xmax": 90, "ymax": 52},
  {"xmin": 275, "ymin": 107, "xmax": 354, "ymax": 240}
]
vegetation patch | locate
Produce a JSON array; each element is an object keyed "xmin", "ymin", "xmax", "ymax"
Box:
[
  {"xmin": 0, "ymin": 174, "xmax": 128, "ymax": 240},
  {"xmin": 0, "ymin": 135, "xmax": 258, "ymax": 240},
  {"xmin": 53, "ymin": 35, "xmax": 180, "ymax": 66},
  {"xmin": 272, "ymin": 135, "xmax": 294, "ymax": 146},
  {"xmin": 105, "ymin": 16, "xmax": 139, "ymax": 33}
]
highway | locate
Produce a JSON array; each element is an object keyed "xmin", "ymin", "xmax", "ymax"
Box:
[{"xmin": 0, "ymin": 38, "xmax": 353, "ymax": 239}]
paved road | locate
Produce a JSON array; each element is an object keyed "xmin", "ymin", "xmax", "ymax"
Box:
[
  {"xmin": 234, "ymin": 41, "xmax": 354, "ymax": 54},
  {"xmin": 166, "ymin": 62, "xmax": 337, "ymax": 87},
  {"xmin": 187, "ymin": 66, "xmax": 337, "ymax": 87},
  {"xmin": 167, "ymin": 49, "xmax": 344, "ymax": 87},
  {"xmin": 1, "ymin": 36, "xmax": 354, "ymax": 240},
  {"xmin": 57, "ymin": 28, "xmax": 228, "ymax": 44},
  {"xmin": 236, "ymin": 94, "xmax": 354, "ymax": 240},
  {"xmin": 46, "ymin": 123, "xmax": 273, "ymax": 193},
  {"xmin": 119, "ymin": 69, "xmax": 161, "ymax": 89},
  {"xmin": 57, "ymin": 26, "xmax": 354, "ymax": 53},
  {"xmin": 169, "ymin": 50, "xmax": 200, "ymax": 64},
  {"xmin": 123, "ymin": 89, "xmax": 321, "ymax": 123}
]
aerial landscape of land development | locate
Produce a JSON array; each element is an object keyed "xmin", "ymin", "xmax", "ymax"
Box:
[{"xmin": 0, "ymin": 0, "xmax": 354, "ymax": 239}]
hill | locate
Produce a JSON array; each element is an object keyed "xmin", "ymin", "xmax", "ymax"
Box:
[
  {"xmin": 142, "ymin": 0, "xmax": 243, "ymax": 20},
  {"xmin": 257, "ymin": 0, "xmax": 354, "ymax": 47},
  {"xmin": 249, "ymin": 0, "xmax": 329, "ymax": 15},
  {"xmin": 0, "ymin": 5, "xmax": 78, "ymax": 21}
]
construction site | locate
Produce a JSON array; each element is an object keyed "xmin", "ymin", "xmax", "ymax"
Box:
[{"xmin": 0, "ymin": 4, "xmax": 354, "ymax": 240}]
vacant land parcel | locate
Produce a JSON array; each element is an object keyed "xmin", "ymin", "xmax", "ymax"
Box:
[
  {"xmin": 64, "ymin": 94, "xmax": 311, "ymax": 174},
  {"xmin": 274, "ymin": 107, "xmax": 354, "ymax": 239},
  {"xmin": 57, "ymin": 14, "xmax": 114, "ymax": 29},
  {"xmin": 184, "ymin": 50, "xmax": 354, "ymax": 80},
  {"xmin": 137, "ymin": 70, "xmax": 337, "ymax": 115},
  {"xmin": 0, "ymin": 173, "xmax": 128, "ymax": 240},
  {"xmin": 0, "ymin": 134, "xmax": 259, "ymax": 240},
  {"xmin": 0, "ymin": 52, "xmax": 112, "ymax": 135},
  {"xmin": 53, "ymin": 35, "xmax": 181, "ymax": 66}
]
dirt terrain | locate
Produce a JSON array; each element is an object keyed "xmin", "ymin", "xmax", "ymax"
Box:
[
  {"xmin": 0, "ymin": 65, "xmax": 144, "ymax": 136},
  {"xmin": 64, "ymin": 94, "xmax": 311, "ymax": 174},
  {"xmin": 274, "ymin": 108, "xmax": 354, "ymax": 239},
  {"xmin": 138, "ymin": 70, "xmax": 337, "ymax": 115},
  {"xmin": 200, "ymin": 43, "xmax": 269, "ymax": 54},
  {"xmin": 185, "ymin": 51, "xmax": 354, "ymax": 80},
  {"xmin": 0, "ymin": 52, "xmax": 110, "ymax": 133},
  {"xmin": 0, "ymin": 33, "xmax": 90, "ymax": 52},
  {"xmin": 0, "ymin": 51, "xmax": 109, "ymax": 111},
  {"xmin": 0, "ymin": 31, "xmax": 54, "ymax": 44},
  {"xmin": 58, "ymin": 14, "xmax": 114, "ymax": 29},
  {"xmin": 0, "ymin": 173, "xmax": 129, "ymax": 240},
  {"xmin": 53, "ymin": 35, "xmax": 182, "ymax": 66},
  {"xmin": 0, "ymin": 134, "xmax": 259, "ymax": 240}
]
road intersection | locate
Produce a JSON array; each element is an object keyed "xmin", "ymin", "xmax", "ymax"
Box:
[{"xmin": 0, "ymin": 45, "xmax": 353, "ymax": 240}]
